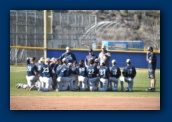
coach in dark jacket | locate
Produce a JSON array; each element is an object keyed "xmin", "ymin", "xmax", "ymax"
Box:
[{"xmin": 59, "ymin": 47, "xmax": 77, "ymax": 64}]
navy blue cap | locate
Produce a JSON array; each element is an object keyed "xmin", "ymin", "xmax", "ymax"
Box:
[{"xmin": 88, "ymin": 48, "xmax": 93, "ymax": 52}]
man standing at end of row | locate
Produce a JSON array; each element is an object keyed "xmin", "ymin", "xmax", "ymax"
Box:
[{"xmin": 146, "ymin": 47, "xmax": 157, "ymax": 92}]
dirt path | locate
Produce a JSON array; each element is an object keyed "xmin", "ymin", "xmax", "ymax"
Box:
[{"xmin": 10, "ymin": 96, "xmax": 160, "ymax": 110}]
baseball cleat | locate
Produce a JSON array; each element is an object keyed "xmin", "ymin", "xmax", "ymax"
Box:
[
  {"xmin": 25, "ymin": 86, "xmax": 30, "ymax": 90},
  {"xmin": 16, "ymin": 82, "xmax": 21, "ymax": 88},
  {"xmin": 29, "ymin": 85, "xmax": 35, "ymax": 91},
  {"xmin": 37, "ymin": 87, "xmax": 41, "ymax": 92},
  {"xmin": 125, "ymin": 89, "xmax": 129, "ymax": 92},
  {"xmin": 56, "ymin": 88, "xmax": 59, "ymax": 92},
  {"xmin": 16, "ymin": 83, "xmax": 22, "ymax": 89},
  {"xmin": 146, "ymin": 87, "xmax": 155, "ymax": 92}
]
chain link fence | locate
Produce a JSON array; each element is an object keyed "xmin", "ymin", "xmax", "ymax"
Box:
[{"xmin": 10, "ymin": 10, "xmax": 97, "ymax": 65}]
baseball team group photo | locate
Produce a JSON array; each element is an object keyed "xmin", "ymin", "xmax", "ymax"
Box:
[{"xmin": 10, "ymin": 10, "xmax": 160, "ymax": 110}]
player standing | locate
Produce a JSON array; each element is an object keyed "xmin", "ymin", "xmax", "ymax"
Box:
[
  {"xmin": 146, "ymin": 47, "xmax": 157, "ymax": 91},
  {"xmin": 120, "ymin": 59, "xmax": 136, "ymax": 92},
  {"xmin": 59, "ymin": 47, "xmax": 77, "ymax": 63},
  {"xmin": 85, "ymin": 48, "xmax": 97, "ymax": 68},
  {"xmin": 109, "ymin": 60, "xmax": 121, "ymax": 91}
]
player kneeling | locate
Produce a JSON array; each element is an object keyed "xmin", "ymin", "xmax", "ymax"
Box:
[
  {"xmin": 16, "ymin": 57, "xmax": 39, "ymax": 91},
  {"xmin": 109, "ymin": 60, "xmax": 121, "ymax": 91},
  {"xmin": 37, "ymin": 58, "xmax": 52, "ymax": 92},
  {"xmin": 70, "ymin": 61, "xmax": 79, "ymax": 90},
  {"xmin": 77, "ymin": 60, "xmax": 88, "ymax": 91},
  {"xmin": 120, "ymin": 59, "xmax": 136, "ymax": 92},
  {"xmin": 98, "ymin": 62, "xmax": 109, "ymax": 91},
  {"xmin": 56, "ymin": 58, "xmax": 74, "ymax": 91},
  {"xmin": 87, "ymin": 59, "xmax": 99, "ymax": 91}
]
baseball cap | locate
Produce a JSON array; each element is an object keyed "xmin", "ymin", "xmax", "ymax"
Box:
[
  {"xmin": 88, "ymin": 48, "xmax": 93, "ymax": 52},
  {"xmin": 62, "ymin": 58, "xmax": 66, "ymax": 62},
  {"xmin": 45, "ymin": 58, "xmax": 50, "ymax": 62},
  {"xmin": 39, "ymin": 57, "xmax": 45, "ymax": 62},
  {"xmin": 50, "ymin": 57, "xmax": 55, "ymax": 61},
  {"xmin": 68, "ymin": 63, "xmax": 72, "ymax": 67},
  {"xmin": 126, "ymin": 59, "xmax": 131, "ymax": 63},
  {"xmin": 66, "ymin": 47, "xmax": 70, "ymax": 50},
  {"xmin": 95, "ymin": 58, "xmax": 99, "ymax": 63},
  {"xmin": 112, "ymin": 59, "xmax": 116, "ymax": 63},
  {"xmin": 147, "ymin": 47, "xmax": 153, "ymax": 51},
  {"xmin": 102, "ymin": 45, "xmax": 106, "ymax": 49}
]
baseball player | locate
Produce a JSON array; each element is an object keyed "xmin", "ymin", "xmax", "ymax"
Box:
[
  {"xmin": 146, "ymin": 47, "xmax": 157, "ymax": 91},
  {"xmin": 120, "ymin": 59, "xmax": 136, "ymax": 92},
  {"xmin": 85, "ymin": 48, "xmax": 97, "ymax": 68},
  {"xmin": 87, "ymin": 59, "xmax": 100, "ymax": 91},
  {"xmin": 98, "ymin": 62, "xmax": 110, "ymax": 91},
  {"xmin": 109, "ymin": 59, "xmax": 121, "ymax": 91},
  {"xmin": 37, "ymin": 58, "xmax": 53, "ymax": 92},
  {"xmin": 59, "ymin": 47, "xmax": 77, "ymax": 64},
  {"xmin": 36, "ymin": 57, "xmax": 45, "ymax": 88},
  {"xmin": 94, "ymin": 58, "xmax": 100, "ymax": 70},
  {"xmin": 16, "ymin": 57, "xmax": 39, "ymax": 90},
  {"xmin": 51, "ymin": 58, "xmax": 59, "ymax": 90},
  {"xmin": 56, "ymin": 58, "xmax": 74, "ymax": 91},
  {"xmin": 70, "ymin": 61, "xmax": 79, "ymax": 90},
  {"xmin": 77, "ymin": 60, "xmax": 88, "ymax": 91}
]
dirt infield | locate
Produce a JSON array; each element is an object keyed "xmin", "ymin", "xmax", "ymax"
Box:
[{"xmin": 10, "ymin": 96, "xmax": 160, "ymax": 110}]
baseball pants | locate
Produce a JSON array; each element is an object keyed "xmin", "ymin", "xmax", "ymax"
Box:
[
  {"xmin": 109, "ymin": 77, "xmax": 119, "ymax": 91},
  {"xmin": 120, "ymin": 77, "xmax": 134, "ymax": 91},
  {"xmin": 57, "ymin": 77, "xmax": 73, "ymax": 91},
  {"xmin": 88, "ymin": 77, "xmax": 100, "ymax": 91},
  {"xmin": 78, "ymin": 76, "xmax": 88, "ymax": 91},
  {"xmin": 98, "ymin": 78, "xmax": 108, "ymax": 91}
]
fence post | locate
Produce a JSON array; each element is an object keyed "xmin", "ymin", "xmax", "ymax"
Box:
[{"xmin": 44, "ymin": 10, "xmax": 47, "ymax": 59}]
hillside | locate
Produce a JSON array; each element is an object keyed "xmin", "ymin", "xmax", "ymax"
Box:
[{"xmin": 58, "ymin": 10, "xmax": 160, "ymax": 50}]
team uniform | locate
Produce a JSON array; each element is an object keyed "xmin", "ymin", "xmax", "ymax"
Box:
[
  {"xmin": 98, "ymin": 66, "xmax": 109, "ymax": 91},
  {"xmin": 87, "ymin": 65, "xmax": 99, "ymax": 91},
  {"xmin": 52, "ymin": 63, "xmax": 59, "ymax": 90},
  {"xmin": 70, "ymin": 65, "xmax": 79, "ymax": 90},
  {"xmin": 56, "ymin": 64, "xmax": 74, "ymax": 91},
  {"xmin": 39, "ymin": 64, "xmax": 53, "ymax": 92},
  {"xmin": 120, "ymin": 65, "xmax": 136, "ymax": 92},
  {"xmin": 59, "ymin": 52, "xmax": 77, "ymax": 63},
  {"xmin": 26, "ymin": 62, "xmax": 39, "ymax": 87},
  {"xmin": 109, "ymin": 66, "xmax": 121, "ymax": 91},
  {"xmin": 37, "ymin": 62, "xmax": 44, "ymax": 88},
  {"xmin": 16, "ymin": 58, "xmax": 39, "ymax": 90},
  {"xmin": 77, "ymin": 65, "xmax": 88, "ymax": 91},
  {"xmin": 49, "ymin": 61, "xmax": 56, "ymax": 89},
  {"xmin": 147, "ymin": 53, "xmax": 157, "ymax": 79},
  {"xmin": 85, "ymin": 54, "xmax": 97, "ymax": 68}
]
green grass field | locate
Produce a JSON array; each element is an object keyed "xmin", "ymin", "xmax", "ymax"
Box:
[{"xmin": 10, "ymin": 66, "xmax": 160, "ymax": 97}]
